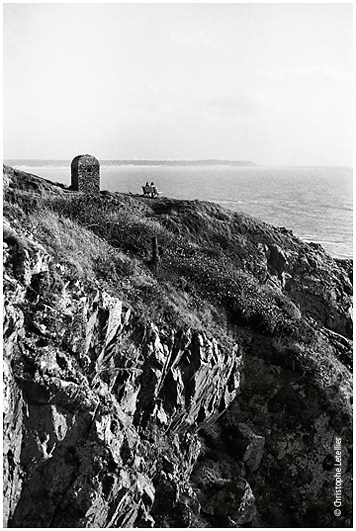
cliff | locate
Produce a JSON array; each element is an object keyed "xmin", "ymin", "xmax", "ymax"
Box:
[{"xmin": 3, "ymin": 164, "xmax": 353, "ymax": 527}]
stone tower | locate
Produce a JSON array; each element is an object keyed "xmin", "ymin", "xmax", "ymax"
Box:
[{"xmin": 71, "ymin": 154, "xmax": 100, "ymax": 194}]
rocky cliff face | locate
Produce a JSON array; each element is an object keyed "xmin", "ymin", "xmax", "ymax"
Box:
[
  {"xmin": 3, "ymin": 165, "xmax": 353, "ymax": 527},
  {"xmin": 3, "ymin": 227, "xmax": 243, "ymax": 528}
]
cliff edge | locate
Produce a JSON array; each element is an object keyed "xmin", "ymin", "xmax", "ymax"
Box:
[{"xmin": 3, "ymin": 165, "xmax": 353, "ymax": 527}]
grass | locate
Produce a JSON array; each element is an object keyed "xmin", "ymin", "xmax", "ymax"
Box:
[
  {"xmin": 3, "ymin": 169, "xmax": 320, "ymax": 349},
  {"xmin": 4, "ymin": 165, "xmax": 353, "ymax": 420}
]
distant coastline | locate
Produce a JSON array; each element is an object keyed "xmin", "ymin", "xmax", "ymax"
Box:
[
  {"xmin": 101, "ymin": 160, "xmax": 258, "ymax": 167},
  {"xmin": 4, "ymin": 159, "xmax": 257, "ymax": 168}
]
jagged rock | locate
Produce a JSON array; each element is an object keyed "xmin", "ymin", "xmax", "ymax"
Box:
[
  {"xmin": 237, "ymin": 422, "xmax": 265, "ymax": 472},
  {"xmin": 3, "ymin": 225, "xmax": 242, "ymax": 527}
]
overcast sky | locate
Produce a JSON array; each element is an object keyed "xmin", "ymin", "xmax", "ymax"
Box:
[{"xmin": 3, "ymin": 3, "xmax": 353, "ymax": 165}]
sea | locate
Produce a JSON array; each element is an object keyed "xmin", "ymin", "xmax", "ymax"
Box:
[{"xmin": 5, "ymin": 160, "xmax": 353, "ymax": 260}]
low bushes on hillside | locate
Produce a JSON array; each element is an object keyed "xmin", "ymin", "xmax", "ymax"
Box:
[{"xmin": 4, "ymin": 182, "xmax": 310, "ymax": 342}]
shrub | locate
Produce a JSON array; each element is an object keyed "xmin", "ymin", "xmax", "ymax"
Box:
[{"xmin": 3, "ymin": 226, "xmax": 30, "ymax": 281}]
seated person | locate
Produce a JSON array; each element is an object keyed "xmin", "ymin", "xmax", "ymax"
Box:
[
  {"xmin": 142, "ymin": 182, "xmax": 152, "ymax": 196},
  {"xmin": 150, "ymin": 182, "xmax": 160, "ymax": 198}
]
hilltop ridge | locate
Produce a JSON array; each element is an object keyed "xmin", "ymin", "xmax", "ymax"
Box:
[{"xmin": 3, "ymin": 164, "xmax": 352, "ymax": 528}]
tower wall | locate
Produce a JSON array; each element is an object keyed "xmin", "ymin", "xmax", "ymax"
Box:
[{"xmin": 71, "ymin": 154, "xmax": 100, "ymax": 194}]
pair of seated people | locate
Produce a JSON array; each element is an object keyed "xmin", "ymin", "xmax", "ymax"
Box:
[{"xmin": 142, "ymin": 182, "xmax": 161, "ymax": 198}]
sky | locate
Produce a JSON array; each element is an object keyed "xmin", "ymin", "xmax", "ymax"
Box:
[{"xmin": 3, "ymin": 3, "xmax": 353, "ymax": 165}]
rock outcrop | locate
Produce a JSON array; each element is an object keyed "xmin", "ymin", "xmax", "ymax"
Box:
[
  {"xmin": 3, "ymin": 165, "xmax": 353, "ymax": 527},
  {"xmin": 3, "ymin": 240, "xmax": 241, "ymax": 527}
]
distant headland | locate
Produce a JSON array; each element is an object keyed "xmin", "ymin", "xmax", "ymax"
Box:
[
  {"xmin": 4, "ymin": 159, "xmax": 257, "ymax": 168},
  {"xmin": 105, "ymin": 160, "xmax": 257, "ymax": 167}
]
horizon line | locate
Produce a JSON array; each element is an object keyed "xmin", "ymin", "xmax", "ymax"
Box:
[
  {"xmin": 3, "ymin": 158, "xmax": 353, "ymax": 169},
  {"xmin": 3, "ymin": 158, "xmax": 352, "ymax": 169}
]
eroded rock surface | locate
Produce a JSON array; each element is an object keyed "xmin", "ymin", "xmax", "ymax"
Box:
[{"xmin": 4, "ymin": 233, "xmax": 242, "ymax": 527}]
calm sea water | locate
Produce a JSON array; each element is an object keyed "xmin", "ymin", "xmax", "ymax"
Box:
[{"xmin": 6, "ymin": 162, "xmax": 353, "ymax": 259}]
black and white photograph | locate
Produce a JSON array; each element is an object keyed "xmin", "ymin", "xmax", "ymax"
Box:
[{"xmin": 3, "ymin": 2, "xmax": 353, "ymax": 528}]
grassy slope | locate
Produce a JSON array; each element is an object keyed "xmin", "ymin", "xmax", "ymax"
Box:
[
  {"xmin": 3, "ymin": 165, "xmax": 352, "ymax": 405},
  {"xmin": 4, "ymin": 166, "xmax": 314, "ymax": 340}
]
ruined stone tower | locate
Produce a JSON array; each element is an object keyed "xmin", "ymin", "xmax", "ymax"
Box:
[{"xmin": 71, "ymin": 154, "xmax": 100, "ymax": 194}]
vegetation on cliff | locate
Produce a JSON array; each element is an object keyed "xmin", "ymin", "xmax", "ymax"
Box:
[{"xmin": 3, "ymin": 165, "xmax": 353, "ymax": 528}]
